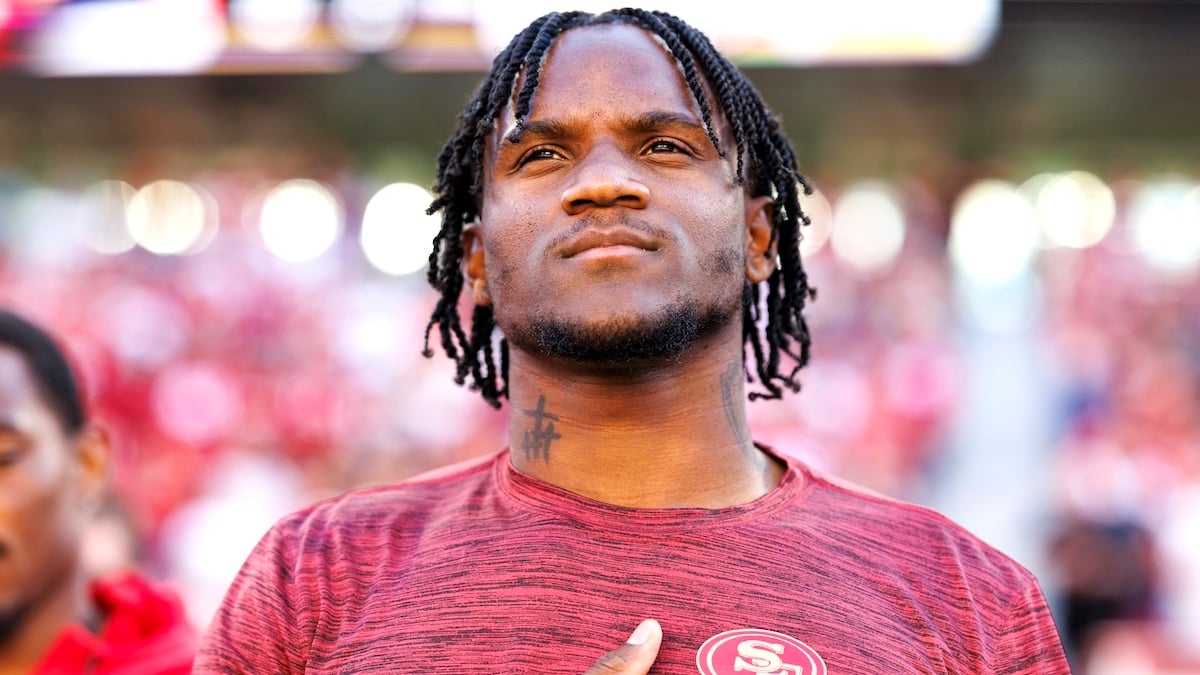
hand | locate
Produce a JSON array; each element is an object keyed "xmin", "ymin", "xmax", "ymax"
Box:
[{"xmin": 583, "ymin": 619, "xmax": 663, "ymax": 674}]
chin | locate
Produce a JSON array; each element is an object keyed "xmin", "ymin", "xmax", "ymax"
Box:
[{"xmin": 517, "ymin": 301, "xmax": 733, "ymax": 365}]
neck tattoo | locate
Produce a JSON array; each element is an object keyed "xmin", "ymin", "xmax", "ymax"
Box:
[{"xmin": 521, "ymin": 394, "xmax": 562, "ymax": 463}]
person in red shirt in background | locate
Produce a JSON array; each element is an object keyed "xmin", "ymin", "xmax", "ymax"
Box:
[{"xmin": 0, "ymin": 309, "xmax": 195, "ymax": 674}]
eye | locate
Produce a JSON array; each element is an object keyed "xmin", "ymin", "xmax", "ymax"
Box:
[
  {"xmin": 0, "ymin": 429, "xmax": 28, "ymax": 461},
  {"xmin": 646, "ymin": 139, "xmax": 687, "ymax": 154},
  {"xmin": 520, "ymin": 146, "xmax": 565, "ymax": 165},
  {"xmin": 0, "ymin": 443, "xmax": 25, "ymax": 467}
]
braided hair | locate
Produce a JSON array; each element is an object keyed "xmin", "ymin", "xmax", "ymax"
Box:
[{"xmin": 424, "ymin": 8, "xmax": 816, "ymax": 408}]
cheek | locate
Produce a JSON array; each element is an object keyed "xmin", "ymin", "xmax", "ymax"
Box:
[
  {"xmin": 22, "ymin": 489, "xmax": 80, "ymax": 550},
  {"xmin": 0, "ymin": 476, "xmax": 81, "ymax": 583},
  {"xmin": 481, "ymin": 205, "xmax": 544, "ymax": 285},
  {"xmin": 7, "ymin": 442, "xmax": 84, "ymax": 539},
  {"xmin": 677, "ymin": 193, "xmax": 746, "ymax": 256}
]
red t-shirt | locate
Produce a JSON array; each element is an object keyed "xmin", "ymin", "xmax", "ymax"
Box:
[
  {"xmin": 34, "ymin": 572, "xmax": 196, "ymax": 674},
  {"xmin": 196, "ymin": 448, "xmax": 1069, "ymax": 674}
]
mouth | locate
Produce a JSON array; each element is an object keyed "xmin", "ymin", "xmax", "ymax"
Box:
[{"xmin": 559, "ymin": 228, "xmax": 661, "ymax": 259}]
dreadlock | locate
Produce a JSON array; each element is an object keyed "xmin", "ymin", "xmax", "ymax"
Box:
[{"xmin": 424, "ymin": 8, "xmax": 816, "ymax": 408}]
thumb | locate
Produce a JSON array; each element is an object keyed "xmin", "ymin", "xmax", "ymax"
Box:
[{"xmin": 583, "ymin": 619, "xmax": 663, "ymax": 674}]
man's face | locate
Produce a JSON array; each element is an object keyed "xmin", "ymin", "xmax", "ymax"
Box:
[
  {"xmin": 472, "ymin": 23, "xmax": 770, "ymax": 364},
  {"xmin": 0, "ymin": 347, "xmax": 86, "ymax": 641}
]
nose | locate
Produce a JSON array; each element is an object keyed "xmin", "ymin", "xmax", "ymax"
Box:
[{"xmin": 560, "ymin": 147, "xmax": 650, "ymax": 215}]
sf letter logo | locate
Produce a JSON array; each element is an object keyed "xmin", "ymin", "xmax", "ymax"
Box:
[
  {"xmin": 696, "ymin": 629, "xmax": 827, "ymax": 675},
  {"xmin": 734, "ymin": 639, "xmax": 787, "ymax": 673}
]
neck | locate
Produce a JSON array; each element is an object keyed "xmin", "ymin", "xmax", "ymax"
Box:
[
  {"xmin": 505, "ymin": 328, "xmax": 784, "ymax": 508},
  {"xmin": 0, "ymin": 574, "xmax": 89, "ymax": 674}
]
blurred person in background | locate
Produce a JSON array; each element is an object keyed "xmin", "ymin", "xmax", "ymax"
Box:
[
  {"xmin": 0, "ymin": 310, "xmax": 194, "ymax": 674},
  {"xmin": 1048, "ymin": 516, "xmax": 1159, "ymax": 669},
  {"xmin": 197, "ymin": 8, "xmax": 1068, "ymax": 674}
]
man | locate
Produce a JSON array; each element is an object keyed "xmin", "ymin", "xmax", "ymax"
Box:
[
  {"xmin": 197, "ymin": 8, "xmax": 1070, "ymax": 673},
  {"xmin": 0, "ymin": 310, "xmax": 195, "ymax": 674}
]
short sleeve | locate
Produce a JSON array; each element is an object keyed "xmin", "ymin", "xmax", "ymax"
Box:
[
  {"xmin": 193, "ymin": 512, "xmax": 314, "ymax": 674},
  {"xmin": 993, "ymin": 577, "xmax": 1072, "ymax": 674}
]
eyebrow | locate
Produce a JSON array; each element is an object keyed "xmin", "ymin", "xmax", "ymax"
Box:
[
  {"xmin": 626, "ymin": 110, "xmax": 708, "ymax": 136},
  {"xmin": 506, "ymin": 110, "xmax": 708, "ymax": 144}
]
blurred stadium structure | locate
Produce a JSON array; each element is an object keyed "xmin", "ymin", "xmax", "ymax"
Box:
[{"xmin": 1, "ymin": 1, "xmax": 1199, "ymax": 672}]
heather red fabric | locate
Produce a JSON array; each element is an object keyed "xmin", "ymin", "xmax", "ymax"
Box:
[
  {"xmin": 197, "ymin": 447, "xmax": 1069, "ymax": 674},
  {"xmin": 33, "ymin": 572, "xmax": 196, "ymax": 675}
]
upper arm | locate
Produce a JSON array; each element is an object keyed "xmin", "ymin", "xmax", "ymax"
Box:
[
  {"xmin": 193, "ymin": 516, "xmax": 312, "ymax": 673},
  {"xmin": 992, "ymin": 577, "xmax": 1072, "ymax": 674}
]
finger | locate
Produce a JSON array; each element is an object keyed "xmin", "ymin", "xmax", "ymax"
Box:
[{"xmin": 582, "ymin": 619, "xmax": 663, "ymax": 674}]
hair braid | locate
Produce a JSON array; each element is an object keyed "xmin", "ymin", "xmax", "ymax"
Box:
[
  {"xmin": 609, "ymin": 10, "xmax": 724, "ymax": 157},
  {"xmin": 508, "ymin": 13, "xmax": 588, "ymax": 142},
  {"xmin": 425, "ymin": 8, "xmax": 816, "ymax": 406}
]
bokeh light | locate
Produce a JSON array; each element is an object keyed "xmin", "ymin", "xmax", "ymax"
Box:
[
  {"xmin": 475, "ymin": 0, "xmax": 997, "ymax": 65},
  {"xmin": 1128, "ymin": 180, "xmax": 1200, "ymax": 276},
  {"xmin": 949, "ymin": 179, "xmax": 1039, "ymax": 286},
  {"xmin": 79, "ymin": 180, "xmax": 137, "ymax": 255},
  {"xmin": 798, "ymin": 187, "xmax": 833, "ymax": 257},
  {"xmin": 1032, "ymin": 171, "xmax": 1116, "ymax": 249},
  {"xmin": 127, "ymin": 180, "xmax": 218, "ymax": 255},
  {"xmin": 829, "ymin": 181, "xmax": 906, "ymax": 277},
  {"xmin": 30, "ymin": 0, "xmax": 225, "ymax": 76},
  {"xmin": 258, "ymin": 179, "xmax": 343, "ymax": 262},
  {"xmin": 229, "ymin": 0, "xmax": 321, "ymax": 53},
  {"xmin": 330, "ymin": 0, "xmax": 414, "ymax": 53},
  {"xmin": 360, "ymin": 182, "xmax": 440, "ymax": 276},
  {"xmin": 783, "ymin": 0, "xmax": 998, "ymax": 64},
  {"xmin": 87, "ymin": 285, "xmax": 192, "ymax": 368},
  {"xmin": 152, "ymin": 361, "xmax": 242, "ymax": 446}
]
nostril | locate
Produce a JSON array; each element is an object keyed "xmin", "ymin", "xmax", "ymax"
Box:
[{"xmin": 561, "ymin": 180, "xmax": 649, "ymax": 214}]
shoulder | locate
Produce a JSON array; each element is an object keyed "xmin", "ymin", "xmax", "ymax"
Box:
[
  {"xmin": 783, "ymin": 459, "xmax": 1069, "ymax": 670},
  {"xmin": 195, "ymin": 454, "xmax": 508, "ymax": 671},
  {"xmin": 796, "ymin": 461, "xmax": 1040, "ymax": 591},
  {"xmin": 268, "ymin": 450, "xmax": 504, "ymax": 546},
  {"xmin": 201, "ymin": 451, "xmax": 505, "ymax": 629}
]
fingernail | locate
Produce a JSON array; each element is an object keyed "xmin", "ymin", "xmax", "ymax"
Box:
[{"xmin": 626, "ymin": 619, "xmax": 658, "ymax": 645}]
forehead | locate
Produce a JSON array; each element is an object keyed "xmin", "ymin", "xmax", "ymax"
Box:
[
  {"xmin": 507, "ymin": 23, "xmax": 706, "ymax": 128},
  {"xmin": 0, "ymin": 346, "xmax": 39, "ymax": 409},
  {"xmin": 0, "ymin": 344, "xmax": 65, "ymax": 430},
  {"xmin": 0, "ymin": 346, "xmax": 70, "ymax": 441}
]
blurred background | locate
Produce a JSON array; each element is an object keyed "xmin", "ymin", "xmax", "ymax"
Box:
[{"xmin": 1, "ymin": 0, "xmax": 1198, "ymax": 671}]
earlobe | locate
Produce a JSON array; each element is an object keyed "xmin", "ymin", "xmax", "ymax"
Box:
[
  {"xmin": 744, "ymin": 195, "xmax": 776, "ymax": 283},
  {"xmin": 461, "ymin": 226, "xmax": 492, "ymax": 307}
]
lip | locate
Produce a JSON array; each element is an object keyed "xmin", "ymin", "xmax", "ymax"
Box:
[{"xmin": 559, "ymin": 228, "xmax": 661, "ymax": 259}]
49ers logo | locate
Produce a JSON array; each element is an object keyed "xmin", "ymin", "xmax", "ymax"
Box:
[{"xmin": 696, "ymin": 628, "xmax": 827, "ymax": 675}]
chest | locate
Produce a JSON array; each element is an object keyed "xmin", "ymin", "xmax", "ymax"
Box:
[{"xmin": 299, "ymin": 526, "xmax": 988, "ymax": 674}]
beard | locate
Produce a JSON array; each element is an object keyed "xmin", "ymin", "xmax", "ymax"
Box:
[
  {"xmin": 0, "ymin": 601, "xmax": 29, "ymax": 646},
  {"xmin": 496, "ymin": 231, "xmax": 747, "ymax": 366},
  {"xmin": 510, "ymin": 291, "xmax": 737, "ymax": 366}
]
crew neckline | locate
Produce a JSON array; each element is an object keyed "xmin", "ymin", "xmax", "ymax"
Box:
[{"xmin": 494, "ymin": 444, "xmax": 810, "ymax": 534}]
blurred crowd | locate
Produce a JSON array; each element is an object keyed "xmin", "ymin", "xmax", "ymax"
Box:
[
  {"xmin": 1039, "ymin": 222, "xmax": 1200, "ymax": 670},
  {"xmin": 1, "ymin": 142, "xmax": 1198, "ymax": 673}
]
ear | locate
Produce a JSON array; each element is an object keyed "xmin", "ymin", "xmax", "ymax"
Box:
[
  {"xmin": 461, "ymin": 225, "xmax": 492, "ymax": 307},
  {"xmin": 744, "ymin": 194, "xmax": 776, "ymax": 283},
  {"xmin": 72, "ymin": 424, "xmax": 112, "ymax": 511}
]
